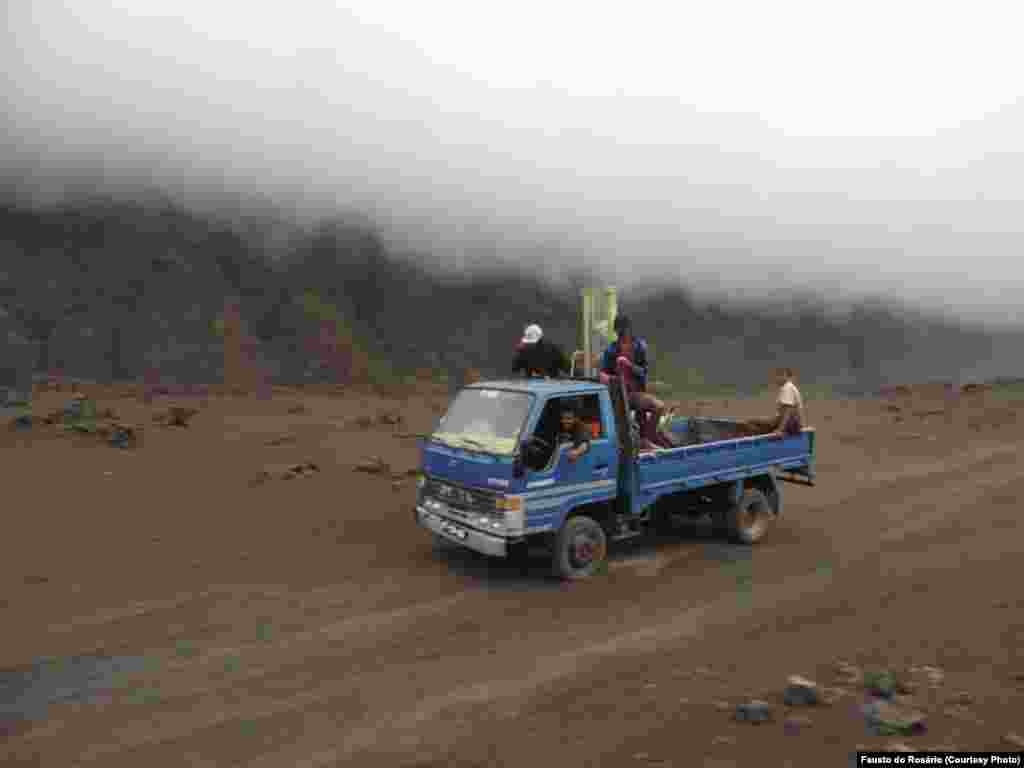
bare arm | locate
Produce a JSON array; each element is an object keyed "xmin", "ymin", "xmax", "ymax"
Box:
[{"xmin": 566, "ymin": 424, "xmax": 591, "ymax": 461}]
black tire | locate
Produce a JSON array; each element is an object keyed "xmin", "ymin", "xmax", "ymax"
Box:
[
  {"xmin": 431, "ymin": 533, "xmax": 460, "ymax": 554},
  {"xmin": 508, "ymin": 540, "xmax": 531, "ymax": 575},
  {"xmin": 552, "ymin": 516, "xmax": 608, "ymax": 580},
  {"xmin": 725, "ymin": 488, "xmax": 772, "ymax": 545}
]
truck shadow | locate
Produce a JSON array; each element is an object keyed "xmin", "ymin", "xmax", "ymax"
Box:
[
  {"xmin": 431, "ymin": 544, "xmax": 565, "ymax": 592},
  {"xmin": 432, "ymin": 521, "xmax": 753, "ymax": 591}
]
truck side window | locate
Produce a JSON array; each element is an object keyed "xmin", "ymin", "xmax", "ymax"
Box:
[
  {"xmin": 524, "ymin": 394, "xmax": 604, "ymax": 472},
  {"xmin": 576, "ymin": 393, "xmax": 603, "ymax": 438},
  {"xmin": 526, "ymin": 398, "xmax": 564, "ymax": 470}
]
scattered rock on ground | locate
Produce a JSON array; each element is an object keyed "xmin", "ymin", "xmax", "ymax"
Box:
[
  {"xmin": 819, "ymin": 686, "xmax": 847, "ymax": 705},
  {"xmin": 942, "ymin": 704, "xmax": 982, "ymax": 724},
  {"xmin": 884, "ymin": 742, "xmax": 914, "ymax": 752},
  {"xmin": 895, "ymin": 677, "xmax": 917, "ymax": 695},
  {"xmin": 286, "ymin": 404, "xmax": 307, "ymax": 414},
  {"xmin": 784, "ymin": 675, "xmax": 820, "ymax": 706},
  {"xmin": 104, "ymin": 423, "xmax": 138, "ymax": 449},
  {"xmin": 864, "ymin": 670, "xmax": 898, "ymax": 699},
  {"xmin": 41, "ymin": 408, "xmax": 64, "ymax": 425},
  {"xmin": 911, "ymin": 665, "xmax": 945, "ymax": 686},
  {"xmin": 835, "ymin": 661, "xmax": 862, "ymax": 685},
  {"xmin": 376, "ymin": 410, "xmax": 403, "ymax": 426},
  {"xmin": 354, "ymin": 457, "xmax": 389, "ymax": 474},
  {"xmin": 252, "ymin": 462, "xmax": 320, "ymax": 484},
  {"xmin": 265, "ymin": 433, "xmax": 297, "ymax": 446},
  {"xmin": 153, "ymin": 406, "xmax": 198, "ymax": 427},
  {"xmin": 862, "ymin": 698, "xmax": 927, "ymax": 736},
  {"xmin": 734, "ymin": 700, "xmax": 772, "ymax": 724},
  {"xmin": 784, "ymin": 715, "xmax": 812, "ymax": 734},
  {"xmin": 1004, "ymin": 733, "xmax": 1024, "ymax": 748},
  {"xmin": 8, "ymin": 414, "xmax": 34, "ymax": 430}
]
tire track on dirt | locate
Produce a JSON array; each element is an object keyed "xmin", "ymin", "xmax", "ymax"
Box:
[
  {"xmin": 269, "ymin": 459, "xmax": 1024, "ymax": 768},
  {"xmin": 19, "ymin": 440, "xmax": 1023, "ymax": 766},
  {"xmin": 210, "ymin": 443, "xmax": 1024, "ymax": 767}
]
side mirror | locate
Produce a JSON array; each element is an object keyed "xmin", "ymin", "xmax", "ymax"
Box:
[{"xmin": 519, "ymin": 438, "xmax": 549, "ymax": 473}]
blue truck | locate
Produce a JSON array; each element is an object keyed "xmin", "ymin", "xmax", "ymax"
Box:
[{"xmin": 415, "ymin": 375, "xmax": 816, "ymax": 579}]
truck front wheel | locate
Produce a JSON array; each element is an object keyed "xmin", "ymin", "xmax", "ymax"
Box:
[{"xmin": 552, "ymin": 516, "xmax": 607, "ymax": 580}]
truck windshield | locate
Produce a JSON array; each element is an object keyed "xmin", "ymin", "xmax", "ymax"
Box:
[{"xmin": 431, "ymin": 388, "xmax": 532, "ymax": 456}]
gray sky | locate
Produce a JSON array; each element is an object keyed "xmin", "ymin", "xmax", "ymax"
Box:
[{"xmin": 4, "ymin": 0, "xmax": 1024, "ymax": 325}]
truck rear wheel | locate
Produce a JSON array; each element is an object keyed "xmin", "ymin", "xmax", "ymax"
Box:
[
  {"xmin": 552, "ymin": 516, "xmax": 607, "ymax": 580},
  {"xmin": 726, "ymin": 488, "xmax": 772, "ymax": 545}
]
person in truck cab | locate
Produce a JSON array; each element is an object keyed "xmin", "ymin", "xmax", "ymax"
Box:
[
  {"xmin": 513, "ymin": 324, "xmax": 571, "ymax": 378},
  {"xmin": 599, "ymin": 315, "xmax": 672, "ymax": 448},
  {"xmin": 557, "ymin": 405, "xmax": 592, "ymax": 463}
]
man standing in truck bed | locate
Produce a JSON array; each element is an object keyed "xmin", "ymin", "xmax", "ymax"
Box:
[{"xmin": 600, "ymin": 315, "xmax": 672, "ymax": 449}]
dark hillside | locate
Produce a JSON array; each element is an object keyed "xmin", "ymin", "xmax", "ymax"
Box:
[{"xmin": 0, "ymin": 195, "xmax": 1014, "ymax": 397}]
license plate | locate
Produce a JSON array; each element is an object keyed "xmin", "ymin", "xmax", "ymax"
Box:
[{"xmin": 439, "ymin": 520, "xmax": 468, "ymax": 540}]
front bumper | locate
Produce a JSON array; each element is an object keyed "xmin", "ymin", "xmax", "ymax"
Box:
[{"xmin": 416, "ymin": 505, "xmax": 508, "ymax": 557}]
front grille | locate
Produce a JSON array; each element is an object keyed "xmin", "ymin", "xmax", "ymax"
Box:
[{"xmin": 422, "ymin": 477, "xmax": 498, "ymax": 517}]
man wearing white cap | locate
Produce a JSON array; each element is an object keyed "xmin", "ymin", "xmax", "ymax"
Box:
[{"xmin": 513, "ymin": 324, "xmax": 570, "ymax": 378}]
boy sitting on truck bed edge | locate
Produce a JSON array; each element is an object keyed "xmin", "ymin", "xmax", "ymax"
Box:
[{"xmin": 744, "ymin": 367, "xmax": 805, "ymax": 437}]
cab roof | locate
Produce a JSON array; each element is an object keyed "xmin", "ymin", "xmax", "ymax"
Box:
[{"xmin": 464, "ymin": 378, "xmax": 607, "ymax": 397}]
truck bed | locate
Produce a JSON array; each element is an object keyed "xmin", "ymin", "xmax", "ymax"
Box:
[{"xmin": 634, "ymin": 417, "xmax": 815, "ymax": 506}]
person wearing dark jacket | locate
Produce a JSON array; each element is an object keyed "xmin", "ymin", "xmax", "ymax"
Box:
[
  {"xmin": 513, "ymin": 324, "xmax": 570, "ymax": 378},
  {"xmin": 599, "ymin": 314, "xmax": 672, "ymax": 448}
]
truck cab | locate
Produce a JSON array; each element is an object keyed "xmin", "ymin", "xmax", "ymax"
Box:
[{"xmin": 415, "ymin": 375, "xmax": 816, "ymax": 580}]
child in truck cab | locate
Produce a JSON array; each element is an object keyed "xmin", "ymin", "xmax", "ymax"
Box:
[{"xmin": 557, "ymin": 405, "xmax": 592, "ymax": 463}]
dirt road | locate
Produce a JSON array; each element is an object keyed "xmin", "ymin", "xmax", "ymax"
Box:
[{"xmin": 3, "ymin": 385, "xmax": 1023, "ymax": 767}]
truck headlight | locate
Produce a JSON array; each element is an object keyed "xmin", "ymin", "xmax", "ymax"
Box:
[{"xmin": 496, "ymin": 495, "xmax": 525, "ymax": 535}]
